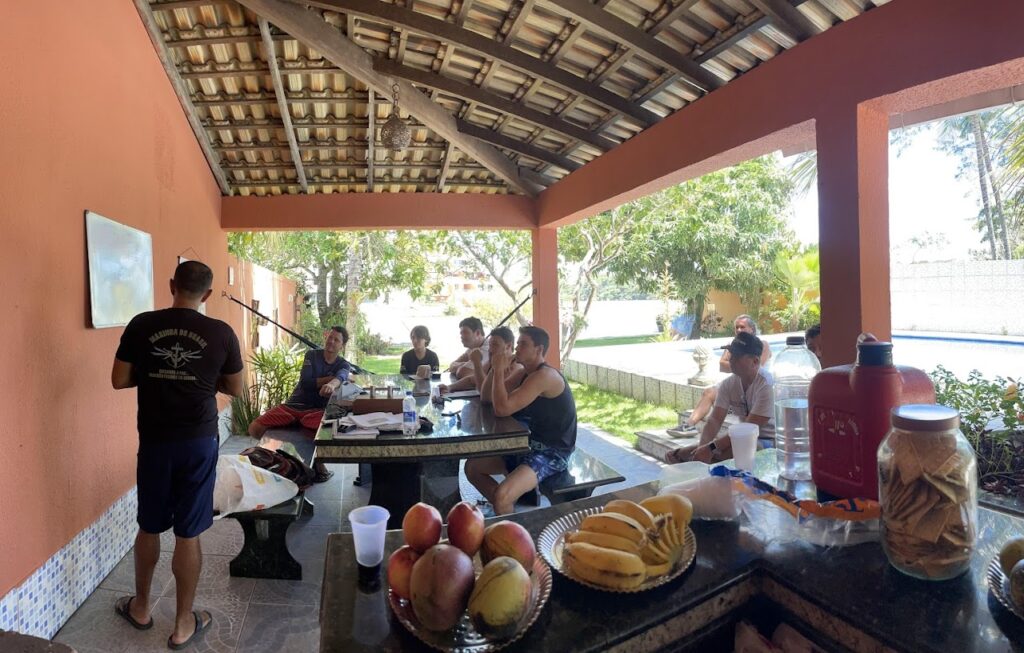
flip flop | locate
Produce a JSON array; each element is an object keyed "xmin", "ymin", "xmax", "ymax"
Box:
[
  {"xmin": 114, "ymin": 595, "xmax": 153, "ymax": 630},
  {"xmin": 313, "ymin": 468, "xmax": 334, "ymax": 483},
  {"xmin": 167, "ymin": 610, "xmax": 212, "ymax": 650}
]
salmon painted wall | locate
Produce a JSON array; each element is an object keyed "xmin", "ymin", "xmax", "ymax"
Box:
[{"xmin": 0, "ymin": 2, "xmax": 288, "ymax": 595}]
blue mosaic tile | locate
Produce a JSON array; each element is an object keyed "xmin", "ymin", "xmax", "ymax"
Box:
[{"xmin": 1, "ymin": 487, "xmax": 137, "ymax": 639}]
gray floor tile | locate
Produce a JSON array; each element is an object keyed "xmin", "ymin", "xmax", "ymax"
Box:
[
  {"xmin": 54, "ymin": 588, "xmax": 172, "ymax": 653},
  {"xmin": 161, "ymin": 555, "xmax": 255, "ymax": 604},
  {"xmin": 249, "ymin": 576, "xmax": 322, "ymax": 607},
  {"xmin": 236, "ymin": 601, "xmax": 319, "ymax": 653},
  {"xmin": 152, "ymin": 589, "xmax": 247, "ymax": 653},
  {"xmin": 98, "ymin": 550, "xmax": 175, "ymax": 598},
  {"xmin": 199, "ymin": 519, "xmax": 246, "ymax": 557}
]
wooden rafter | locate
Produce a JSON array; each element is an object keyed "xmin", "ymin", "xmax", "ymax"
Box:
[
  {"xmin": 373, "ymin": 59, "xmax": 614, "ymax": 151},
  {"xmin": 545, "ymin": 21, "xmax": 583, "ymax": 65},
  {"xmin": 748, "ymin": 0, "xmax": 818, "ymax": 41},
  {"xmin": 456, "ymin": 121, "xmax": 581, "ymax": 173},
  {"xmin": 293, "ymin": 0, "xmax": 660, "ymax": 127},
  {"xmin": 237, "ymin": 0, "xmax": 541, "ymax": 195},
  {"xmin": 455, "ymin": 0, "xmax": 474, "ymax": 26},
  {"xmin": 224, "ymin": 161, "xmax": 492, "ymax": 174},
  {"xmin": 500, "ymin": 0, "xmax": 535, "ymax": 44},
  {"xmin": 259, "ymin": 17, "xmax": 308, "ymax": 192},
  {"xmin": 536, "ymin": 0, "xmax": 723, "ymax": 94},
  {"xmin": 647, "ymin": 0, "xmax": 702, "ymax": 36},
  {"xmin": 367, "ymin": 88, "xmax": 375, "ymax": 192},
  {"xmin": 213, "ymin": 138, "xmax": 446, "ymax": 152},
  {"xmin": 134, "ymin": 0, "xmax": 231, "ymax": 195},
  {"xmin": 229, "ymin": 179, "xmax": 508, "ymax": 190},
  {"xmin": 436, "ymin": 142, "xmax": 455, "ymax": 192},
  {"xmin": 695, "ymin": 15, "xmax": 772, "ymax": 64}
]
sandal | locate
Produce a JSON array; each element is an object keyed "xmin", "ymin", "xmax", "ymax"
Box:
[
  {"xmin": 167, "ymin": 610, "xmax": 212, "ymax": 650},
  {"xmin": 313, "ymin": 465, "xmax": 334, "ymax": 483},
  {"xmin": 114, "ymin": 595, "xmax": 153, "ymax": 630}
]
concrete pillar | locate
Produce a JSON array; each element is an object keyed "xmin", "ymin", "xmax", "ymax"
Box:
[
  {"xmin": 531, "ymin": 226, "xmax": 560, "ymax": 366},
  {"xmin": 816, "ymin": 103, "xmax": 891, "ymax": 367}
]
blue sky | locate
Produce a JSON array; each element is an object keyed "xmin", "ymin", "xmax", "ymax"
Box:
[{"xmin": 787, "ymin": 121, "xmax": 982, "ymax": 263}]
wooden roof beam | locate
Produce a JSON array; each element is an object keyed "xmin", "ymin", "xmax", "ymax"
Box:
[
  {"xmin": 536, "ymin": 0, "xmax": 723, "ymax": 94},
  {"xmin": 373, "ymin": 59, "xmax": 615, "ymax": 151},
  {"xmin": 367, "ymin": 87, "xmax": 375, "ymax": 192},
  {"xmin": 237, "ymin": 0, "xmax": 541, "ymax": 195},
  {"xmin": 214, "ymin": 138, "xmax": 446, "ymax": 151},
  {"xmin": 694, "ymin": 15, "xmax": 772, "ymax": 64},
  {"xmin": 647, "ymin": 0, "xmax": 702, "ymax": 36},
  {"xmin": 259, "ymin": 17, "xmax": 308, "ymax": 193},
  {"xmin": 500, "ymin": 0, "xmax": 535, "ymax": 44},
  {"xmin": 436, "ymin": 142, "xmax": 455, "ymax": 192},
  {"xmin": 292, "ymin": 0, "xmax": 659, "ymax": 128},
  {"xmin": 748, "ymin": 0, "xmax": 818, "ymax": 42},
  {"xmin": 134, "ymin": 0, "xmax": 231, "ymax": 195},
  {"xmin": 456, "ymin": 121, "xmax": 580, "ymax": 173}
]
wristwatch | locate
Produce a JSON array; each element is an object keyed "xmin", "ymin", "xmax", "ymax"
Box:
[{"xmin": 707, "ymin": 440, "xmax": 718, "ymax": 454}]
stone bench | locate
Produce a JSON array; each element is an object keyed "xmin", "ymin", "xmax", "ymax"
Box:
[
  {"xmin": 521, "ymin": 448, "xmax": 625, "ymax": 506},
  {"xmin": 226, "ymin": 428, "xmax": 315, "ymax": 581}
]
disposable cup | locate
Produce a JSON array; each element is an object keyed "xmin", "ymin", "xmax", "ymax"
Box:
[
  {"xmin": 348, "ymin": 505, "xmax": 391, "ymax": 567},
  {"xmin": 728, "ymin": 423, "xmax": 759, "ymax": 472}
]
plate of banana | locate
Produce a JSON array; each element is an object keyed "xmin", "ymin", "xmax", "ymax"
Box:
[{"xmin": 536, "ymin": 495, "xmax": 696, "ymax": 592}]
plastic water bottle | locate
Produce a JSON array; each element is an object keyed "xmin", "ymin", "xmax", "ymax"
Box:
[
  {"xmin": 402, "ymin": 391, "xmax": 419, "ymax": 435},
  {"xmin": 772, "ymin": 335, "xmax": 821, "ymax": 480}
]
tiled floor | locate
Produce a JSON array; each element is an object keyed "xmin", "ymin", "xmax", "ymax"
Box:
[{"xmin": 54, "ymin": 428, "xmax": 663, "ymax": 652}]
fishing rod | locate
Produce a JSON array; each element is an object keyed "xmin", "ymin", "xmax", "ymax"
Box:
[
  {"xmin": 222, "ymin": 291, "xmax": 368, "ymax": 374},
  {"xmin": 495, "ymin": 288, "xmax": 536, "ymax": 328}
]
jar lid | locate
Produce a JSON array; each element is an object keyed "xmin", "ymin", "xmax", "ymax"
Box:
[{"xmin": 891, "ymin": 404, "xmax": 960, "ymax": 431}]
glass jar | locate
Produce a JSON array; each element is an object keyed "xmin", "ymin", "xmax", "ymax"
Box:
[{"xmin": 877, "ymin": 404, "xmax": 977, "ymax": 580}]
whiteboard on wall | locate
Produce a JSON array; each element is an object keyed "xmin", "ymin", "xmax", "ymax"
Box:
[{"xmin": 85, "ymin": 210, "xmax": 154, "ymax": 328}]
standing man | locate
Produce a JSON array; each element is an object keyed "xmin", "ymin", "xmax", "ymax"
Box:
[
  {"xmin": 668, "ymin": 332, "xmax": 774, "ymax": 464},
  {"xmin": 465, "ymin": 326, "xmax": 577, "ymax": 515},
  {"xmin": 111, "ymin": 261, "xmax": 243, "ymax": 650},
  {"xmin": 248, "ymin": 326, "xmax": 352, "ymax": 482}
]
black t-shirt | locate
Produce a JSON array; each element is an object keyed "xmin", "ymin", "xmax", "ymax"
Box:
[
  {"xmin": 400, "ymin": 348, "xmax": 440, "ymax": 374},
  {"xmin": 116, "ymin": 308, "xmax": 243, "ymax": 442}
]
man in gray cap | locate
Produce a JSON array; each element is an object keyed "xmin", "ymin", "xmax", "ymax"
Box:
[{"xmin": 668, "ymin": 331, "xmax": 775, "ymax": 464}]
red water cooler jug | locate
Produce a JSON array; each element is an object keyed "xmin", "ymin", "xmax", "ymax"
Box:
[{"xmin": 808, "ymin": 341, "xmax": 935, "ymax": 499}]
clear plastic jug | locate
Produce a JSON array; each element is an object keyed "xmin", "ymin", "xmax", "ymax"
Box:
[{"xmin": 772, "ymin": 336, "xmax": 821, "ymax": 480}]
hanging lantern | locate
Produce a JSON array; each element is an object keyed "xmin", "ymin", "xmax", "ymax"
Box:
[{"xmin": 380, "ymin": 82, "xmax": 411, "ymax": 151}]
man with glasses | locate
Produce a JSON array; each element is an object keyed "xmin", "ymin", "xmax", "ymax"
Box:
[
  {"xmin": 684, "ymin": 314, "xmax": 772, "ymax": 429},
  {"xmin": 248, "ymin": 326, "xmax": 352, "ymax": 482},
  {"xmin": 668, "ymin": 332, "xmax": 775, "ymax": 464}
]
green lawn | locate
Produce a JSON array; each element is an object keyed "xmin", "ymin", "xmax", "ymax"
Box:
[
  {"xmin": 569, "ymin": 381, "xmax": 677, "ymax": 445},
  {"xmin": 356, "ymin": 357, "xmax": 677, "ymax": 446}
]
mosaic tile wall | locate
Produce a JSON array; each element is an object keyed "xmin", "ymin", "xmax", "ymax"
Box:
[
  {"xmin": 0, "ymin": 408, "xmax": 234, "ymax": 639},
  {"xmin": 0, "ymin": 488, "xmax": 137, "ymax": 639}
]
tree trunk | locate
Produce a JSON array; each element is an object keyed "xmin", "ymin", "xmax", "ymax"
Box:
[
  {"xmin": 345, "ymin": 242, "xmax": 363, "ymax": 361},
  {"xmin": 976, "ymin": 119, "xmax": 1012, "ymax": 258},
  {"xmin": 690, "ymin": 294, "xmax": 706, "ymax": 339},
  {"xmin": 314, "ymin": 265, "xmax": 331, "ymax": 326},
  {"xmin": 971, "ymin": 116, "xmax": 1000, "ymax": 259}
]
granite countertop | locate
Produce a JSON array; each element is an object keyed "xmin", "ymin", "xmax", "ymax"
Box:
[{"xmin": 319, "ymin": 453, "xmax": 1024, "ymax": 652}]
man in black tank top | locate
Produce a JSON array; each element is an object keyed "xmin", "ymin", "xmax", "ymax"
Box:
[{"xmin": 465, "ymin": 326, "xmax": 577, "ymax": 516}]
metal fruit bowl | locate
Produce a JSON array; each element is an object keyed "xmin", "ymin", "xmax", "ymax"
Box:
[
  {"xmin": 536, "ymin": 506, "xmax": 697, "ymax": 593},
  {"xmin": 987, "ymin": 557, "xmax": 1024, "ymax": 621},
  {"xmin": 388, "ymin": 554, "xmax": 552, "ymax": 652}
]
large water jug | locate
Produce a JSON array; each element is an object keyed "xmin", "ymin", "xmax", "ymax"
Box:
[{"xmin": 772, "ymin": 336, "xmax": 821, "ymax": 480}]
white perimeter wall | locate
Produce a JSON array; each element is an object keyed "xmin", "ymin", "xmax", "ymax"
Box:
[{"xmin": 891, "ymin": 260, "xmax": 1024, "ymax": 335}]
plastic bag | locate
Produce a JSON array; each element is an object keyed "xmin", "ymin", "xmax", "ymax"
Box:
[
  {"xmin": 212, "ymin": 454, "xmax": 299, "ymax": 518},
  {"xmin": 659, "ymin": 461, "xmax": 742, "ymax": 520},
  {"xmin": 717, "ymin": 467, "xmax": 881, "ymax": 547}
]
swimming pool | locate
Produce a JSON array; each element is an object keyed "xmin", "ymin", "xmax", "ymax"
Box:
[{"xmin": 760, "ymin": 333, "xmax": 1024, "ymax": 380}]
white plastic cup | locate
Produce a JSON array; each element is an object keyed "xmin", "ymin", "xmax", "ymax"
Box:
[
  {"xmin": 728, "ymin": 423, "xmax": 759, "ymax": 472},
  {"xmin": 348, "ymin": 505, "xmax": 391, "ymax": 566}
]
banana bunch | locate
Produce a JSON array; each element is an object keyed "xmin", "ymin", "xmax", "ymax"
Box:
[{"xmin": 561, "ymin": 495, "xmax": 693, "ymax": 589}]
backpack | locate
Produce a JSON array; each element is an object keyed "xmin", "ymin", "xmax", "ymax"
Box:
[{"xmin": 239, "ymin": 446, "xmax": 316, "ymax": 491}]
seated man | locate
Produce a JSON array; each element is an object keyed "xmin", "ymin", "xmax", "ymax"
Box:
[
  {"xmin": 469, "ymin": 326, "xmax": 523, "ymax": 392},
  {"xmin": 248, "ymin": 326, "xmax": 352, "ymax": 482},
  {"xmin": 465, "ymin": 326, "xmax": 577, "ymax": 515},
  {"xmin": 448, "ymin": 315, "xmax": 487, "ymax": 380},
  {"xmin": 805, "ymin": 323, "xmax": 822, "ymax": 363},
  {"xmin": 686, "ymin": 314, "xmax": 773, "ymax": 428},
  {"xmin": 668, "ymin": 332, "xmax": 774, "ymax": 464}
]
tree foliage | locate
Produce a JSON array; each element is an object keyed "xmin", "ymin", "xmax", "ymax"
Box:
[{"xmin": 611, "ymin": 157, "xmax": 795, "ymax": 338}]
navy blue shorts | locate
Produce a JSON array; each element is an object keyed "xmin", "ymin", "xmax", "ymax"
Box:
[
  {"xmin": 504, "ymin": 443, "xmax": 571, "ymax": 483},
  {"xmin": 137, "ymin": 436, "xmax": 218, "ymax": 538}
]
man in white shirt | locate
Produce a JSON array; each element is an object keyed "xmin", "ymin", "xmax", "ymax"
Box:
[{"xmin": 668, "ymin": 332, "xmax": 775, "ymax": 464}]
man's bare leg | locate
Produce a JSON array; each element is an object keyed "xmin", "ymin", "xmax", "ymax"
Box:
[
  {"xmin": 492, "ymin": 465, "xmax": 539, "ymax": 516},
  {"xmin": 169, "ymin": 536, "xmax": 208, "ymax": 646},
  {"xmin": 687, "ymin": 386, "xmax": 718, "ymax": 427},
  {"xmin": 129, "ymin": 530, "xmax": 159, "ymax": 624},
  {"xmin": 465, "ymin": 456, "xmax": 508, "ymax": 505}
]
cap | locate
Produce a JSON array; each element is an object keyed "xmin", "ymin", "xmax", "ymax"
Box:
[
  {"xmin": 856, "ymin": 341, "xmax": 893, "ymax": 366},
  {"xmin": 720, "ymin": 331, "xmax": 764, "ymax": 357},
  {"xmin": 785, "ymin": 336, "xmax": 805, "ymax": 346}
]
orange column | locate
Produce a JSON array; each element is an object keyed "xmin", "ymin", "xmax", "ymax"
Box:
[
  {"xmin": 531, "ymin": 226, "xmax": 561, "ymax": 367},
  {"xmin": 816, "ymin": 103, "xmax": 891, "ymax": 367}
]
